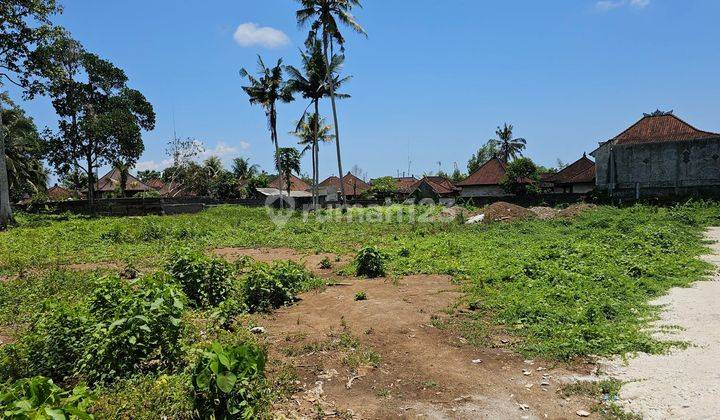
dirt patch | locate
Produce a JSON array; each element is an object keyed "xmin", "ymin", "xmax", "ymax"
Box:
[
  {"xmin": 212, "ymin": 247, "xmax": 351, "ymax": 276},
  {"xmin": 257, "ymin": 275, "xmax": 596, "ymax": 419},
  {"xmin": 598, "ymin": 227, "xmax": 720, "ymax": 418},
  {"xmin": 0, "ymin": 328, "xmax": 15, "ymax": 347},
  {"xmin": 529, "ymin": 206, "xmax": 559, "ymax": 220},
  {"xmin": 482, "ymin": 202, "xmax": 537, "ymax": 223},
  {"xmin": 558, "ymin": 203, "xmax": 597, "ymax": 218}
]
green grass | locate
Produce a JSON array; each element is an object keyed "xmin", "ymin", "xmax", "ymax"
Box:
[{"xmin": 0, "ymin": 202, "xmax": 718, "ymax": 416}]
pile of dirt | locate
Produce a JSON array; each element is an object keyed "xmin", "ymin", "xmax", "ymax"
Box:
[
  {"xmin": 433, "ymin": 206, "xmax": 469, "ymax": 222},
  {"xmin": 558, "ymin": 203, "xmax": 597, "ymax": 218},
  {"xmin": 529, "ymin": 206, "xmax": 559, "ymax": 220},
  {"xmin": 482, "ymin": 202, "xmax": 536, "ymax": 223}
]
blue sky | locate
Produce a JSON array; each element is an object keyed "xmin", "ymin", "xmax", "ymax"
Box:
[{"xmin": 9, "ymin": 0, "xmax": 720, "ymax": 181}]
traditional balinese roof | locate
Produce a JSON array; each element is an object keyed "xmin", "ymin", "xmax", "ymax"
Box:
[
  {"xmin": 393, "ymin": 177, "xmax": 419, "ymax": 194},
  {"xmin": 95, "ymin": 168, "xmax": 152, "ymax": 193},
  {"xmin": 409, "ymin": 176, "xmax": 460, "ymax": 197},
  {"xmin": 456, "ymin": 157, "xmax": 508, "ymax": 186},
  {"xmin": 609, "ymin": 111, "xmax": 720, "ymax": 145},
  {"xmin": 47, "ymin": 184, "xmax": 75, "ymax": 200},
  {"xmin": 547, "ymin": 154, "xmax": 596, "ymax": 185},
  {"xmin": 319, "ymin": 172, "xmax": 371, "ymax": 197},
  {"xmin": 269, "ymin": 173, "xmax": 311, "ymax": 192},
  {"xmin": 145, "ymin": 178, "xmax": 165, "ymax": 191}
]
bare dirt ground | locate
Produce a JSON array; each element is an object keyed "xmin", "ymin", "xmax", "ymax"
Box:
[
  {"xmin": 213, "ymin": 247, "xmax": 352, "ymax": 279},
  {"xmin": 220, "ymin": 247, "xmax": 597, "ymax": 419},
  {"xmin": 600, "ymin": 227, "xmax": 720, "ymax": 419}
]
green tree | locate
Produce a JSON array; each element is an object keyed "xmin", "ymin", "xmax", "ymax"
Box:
[
  {"xmin": 467, "ymin": 141, "xmax": 499, "ymax": 174},
  {"xmin": 286, "ymin": 37, "xmax": 349, "ymax": 208},
  {"xmin": 291, "ymin": 112, "xmax": 335, "ymax": 207},
  {"xmin": 202, "ymin": 156, "xmax": 224, "ymax": 179},
  {"xmin": 367, "ymin": 176, "xmax": 396, "ymax": 201},
  {"xmin": 231, "ymin": 157, "xmax": 259, "ymax": 180},
  {"xmin": 59, "ymin": 167, "xmax": 87, "ymax": 191},
  {"xmin": 451, "ymin": 167, "xmax": 465, "ymax": 183},
  {"xmin": 240, "ymin": 57, "xmax": 294, "ymax": 206},
  {"xmin": 500, "ymin": 157, "xmax": 540, "ymax": 196},
  {"xmin": 488, "ymin": 123, "xmax": 527, "ymax": 164},
  {"xmin": 1, "ymin": 101, "xmax": 47, "ymax": 202},
  {"xmin": 275, "ymin": 147, "xmax": 302, "ymax": 198},
  {"xmin": 37, "ymin": 35, "xmax": 155, "ymax": 206},
  {"xmin": 244, "ymin": 172, "xmax": 270, "ymax": 198},
  {"xmin": 137, "ymin": 169, "xmax": 161, "ymax": 183},
  {"xmin": 0, "ymin": 0, "xmax": 62, "ymax": 228},
  {"xmin": 296, "ymin": 0, "xmax": 366, "ymax": 205}
]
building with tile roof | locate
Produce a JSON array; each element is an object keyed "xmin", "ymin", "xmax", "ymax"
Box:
[
  {"xmin": 590, "ymin": 111, "xmax": 720, "ymax": 198},
  {"xmin": 456, "ymin": 157, "xmax": 520, "ymax": 197},
  {"xmin": 268, "ymin": 173, "xmax": 311, "ymax": 192},
  {"xmin": 407, "ymin": 176, "xmax": 460, "ymax": 201},
  {"xmin": 546, "ymin": 154, "xmax": 596, "ymax": 194},
  {"xmin": 319, "ymin": 172, "xmax": 371, "ymax": 198},
  {"xmin": 95, "ymin": 167, "xmax": 153, "ymax": 198}
]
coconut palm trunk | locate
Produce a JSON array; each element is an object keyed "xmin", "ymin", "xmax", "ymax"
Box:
[
  {"xmin": 326, "ymin": 38, "xmax": 346, "ymax": 206},
  {"xmin": 313, "ymin": 99, "xmax": 321, "ymax": 209},
  {"xmin": 0, "ymin": 102, "xmax": 13, "ymax": 229},
  {"xmin": 271, "ymin": 106, "xmax": 285, "ymax": 209}
]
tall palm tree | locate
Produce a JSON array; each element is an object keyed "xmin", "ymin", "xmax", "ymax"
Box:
[
  {"xmin": 489, "ymin": 123, "xmax": 527, "ymax": 164},
  {"xmin": 292, "ymin": 113, "xmax": 334, "ymax": 207},
  {"xmin": 275, "ymin": 147, "xmax": 302, "ymax": 199},
  {"xmin": 286, "ymin": 38, "xmax": 349, "ymax": 207},
  {"xmin": 240, "ymin": 56, "xmax": 294, "ymax": 207},
  {"xmin": 3, "ymin": 105, "xmax": 47, "ymax": 202},
  {"xmin": 231, "ymin": 157, "xmax": 259, "ymax": 180},
  {"xmin": 202, "ymin": 156, "xmax": 224, "ymax": 179},
  {"xmin": 296, "ymin": 0, "xmax": 366, "ymax": 205}
]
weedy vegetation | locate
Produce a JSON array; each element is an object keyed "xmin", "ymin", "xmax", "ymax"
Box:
[{"xmin": 0, "ymin": 202, "xmax": 718, "ymax": 416}]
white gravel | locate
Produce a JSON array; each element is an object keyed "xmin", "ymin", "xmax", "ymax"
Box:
[{"xmin": 600, "ymin": 227, "xmax": 720, "ymax": 419}]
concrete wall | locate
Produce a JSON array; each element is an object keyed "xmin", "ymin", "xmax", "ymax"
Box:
[
  {"xmin": 593, "ymin": 138, "xmax": 720, "ymax": 197},
  {"xmin": 459, "ymin": 185, "xmax": 510, "ymax": 198}
]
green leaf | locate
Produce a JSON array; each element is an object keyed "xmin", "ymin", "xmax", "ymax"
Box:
[{"xmin": 216, "ymin": 371, "xmax": 237, "ymax": 393}]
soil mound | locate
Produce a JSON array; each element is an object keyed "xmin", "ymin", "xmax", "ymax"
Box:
[
  {"xmin": 482, "ymin": 202, "xmax": 536, "ymax": 223},
  {"xmin": 558, "ymin": 203, "xmax": 597, "ymax": 218},
  {"xmin": 529, "ymin": 206, "xmax": 558, "ymax": 220}
]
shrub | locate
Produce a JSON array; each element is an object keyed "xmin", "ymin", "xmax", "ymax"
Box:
[
  {"xmin": 242, "ymin": 261, "xmax": 317, "ymax": 313},
  {"xmin": 0, "ymin": 376, "xmax": 95, "ymax": 419},
  {"xmin": 355, "ymin": 291, "xmax": 367, "ymax": 301},
  {"xmin": 138, "ymin": 221, "xmax": 167, "ymax": 241},
  {"xmin": 192, "ymin": 342, "xmax": 266, "ymax": 419},
  {"xmin": 8, "ymin": 303, "xmax": 89, "ymax": 383},
  {"xmin": 167, "ymin": 249, "xmax": 233, "ymax": 308},
  {"xmin": 78, "ymin": 276, "xmax": 185, "ymax": 385},
  {"xmin": 355, "ymin": 246, "xmax": 387, "ymax": 278}
]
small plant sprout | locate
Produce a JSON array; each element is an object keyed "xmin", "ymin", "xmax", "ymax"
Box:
[
  {"xmin": 355, "ymin": 291, "xmax": 367, "ymax": 301},
  {"xmin": 319, "ymin": 257, "xmax": 332, "ymax": 269}
]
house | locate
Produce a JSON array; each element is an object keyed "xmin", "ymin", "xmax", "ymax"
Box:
[
  {"xmin": 407, "ymin": 176, "xmax": 460, "ymax": 203},
  {"xmin": 47, "ymin": 184, "xmax": 76, "ymax": 201},
  {"xmin": 95, "ymin": 167, "xmax": 153, "ymax": 198},
  {"xmin": 546, "ymin": 154, "xmax": 596, "ymax": 194},
  {"xmin": 319, "ymin": 172, "xmax": 371, "ymax": 198},
  {"xmin": 269, "ymin": 173, "xmax": 311, "ymax": 192},
  {"xmin": 590, "ymin": 110, "xmax": 720, "ymax": 199},
  {"xmin": 393, "ymin": 176, "xmax": 419, "ymax": 197},
  {"xmin": 456, "ymin": 157, "xmax": 515, "ymax": 197}
]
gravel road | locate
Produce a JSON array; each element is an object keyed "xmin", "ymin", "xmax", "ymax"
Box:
[{"xmin": 600, "ymin": 227, "xmax": 720, "ymax": 419}]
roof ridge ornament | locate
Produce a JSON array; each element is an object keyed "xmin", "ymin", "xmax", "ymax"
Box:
[{"xmin": 643, "ymin": 109, "xmax": 674, "ymax": 117}]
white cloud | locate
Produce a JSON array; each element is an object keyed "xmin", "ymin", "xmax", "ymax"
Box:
[
  {"xmin": 596, "ymin": 0, "xmax": 649, "ymax": 11},
  {"xmin": 200, "ymin": 141, "xmax": 239, "ymax": 159},
  {"xmin": 629, "ymin": 0, "xmax": 650, "ymax": 8},
  {"xmin": 240, "ymin": 141, "xmax": 251, "ymax": 150},
  {"xmin": 134, "ymin": 158, "xmax": 173, "ymax": 172},
  {"xmin": 233, "ymin": 23, "xmax": 290, "ymax": 49}
]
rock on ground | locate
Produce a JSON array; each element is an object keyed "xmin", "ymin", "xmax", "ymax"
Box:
[{"xmin": 600, "ymin": 227, "xmax": 720, "ymax": 419}]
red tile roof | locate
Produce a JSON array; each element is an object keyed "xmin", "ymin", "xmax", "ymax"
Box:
[
  {"xmin": 47, "ymin": 185, "xmax": 74, "ymax": 200},
  {"xmin": 145, "ymin": 178, "xmax": 165, "ymax": 190},
  {"xmin": 393, "ymin": 177, "xmax": 419, "ymax": 194},
  {"xmin": 456, "ymin": 157, "xmax": 507, "ymax": 186},
  {"xmin": 409, "ymin": 176, "xmax": 460, "ymax": 196},
  {"xmin": 611, "ymin": 113, "xmax": 720, "ymax": 145},
  {"xmin": 319, "ymin": 172, "xmax": 371, "ymax": 197},
  {"xmin": 269, "ymin": 173, "xmax": 311, "ymax": 191},
  {"xmin": 95, "ymin": 168, "xmax": 152, "ymax": 193},
  {"xmin": 547, "ymin": 155, "xmax": 596, "ymax": 184}
]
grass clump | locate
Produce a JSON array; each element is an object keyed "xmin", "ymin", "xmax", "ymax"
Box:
[{"xmin": 355, "ymin": 291, "xmax": 367, "ymax": 301}]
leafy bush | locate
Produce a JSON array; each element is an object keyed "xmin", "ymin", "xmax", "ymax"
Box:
[
  {"xmin": 242, "ymin": 261, "xmax": 317, "ymax": 313},
  {"xmin": 355, "ymin": 291, "xmax": 367, "ymax": 301},
  {"xmin": 192, "ymin": 342, "xmax": 266, "ymax": 419},
  {"xmin": 1, "ymin": 303, "xmax": 90, "ymax": 383},
  {"xmin": 0, "ymin": 376, "xmax": 95, "ymax": 419},
  {"xmin": 355, "ymin": 246, "xmax": 387, "ymax": 278},
  {"xmin": 319, "ymin": 257, "xmax": 332, "ymax": 269},
  {"xmin": 78, "ymin": 276, "xmax": 185, "ymax": 385},
  {"xmin": 167, "ymin": 249, "xmax": 232, "ymax": 308}
]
